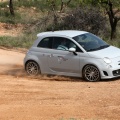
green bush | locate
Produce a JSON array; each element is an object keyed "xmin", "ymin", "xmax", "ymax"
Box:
[
  {"xmin": 0, "ymin": 34, "xmax": 36, "ymax": 48},
  {"xmin": 47, "ymin": 6, "xmax": 107, "ymax": 36}
]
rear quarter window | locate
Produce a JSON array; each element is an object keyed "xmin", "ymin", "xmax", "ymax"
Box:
[{"xmin": 37, "ymin": 37, "xmax": 53, "ymax": 49}]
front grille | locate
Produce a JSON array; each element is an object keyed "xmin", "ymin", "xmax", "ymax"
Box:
[{"xmin": 113, "ymin": 69, "xmax": 120, "ymax": 76}]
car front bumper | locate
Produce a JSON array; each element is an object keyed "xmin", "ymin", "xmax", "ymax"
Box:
[{"xmin": 100, "ymin": 65, "xmax": 120, "ymax": 79}]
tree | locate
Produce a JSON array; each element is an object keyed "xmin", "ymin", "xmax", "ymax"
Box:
[
  {"xmin": 9, "ymin": 0, "xmax": 14, "ymax": 16},
  {"xmin": 46, "ymin": 0, "xmax": 72, "ymax": 29},
  {"xmin": 101, "ymin": 0, "xmax": 120, "ymax": 40},
  {"xmin": 76, "ymin": 0, "xmax": 120, "ymax": 39},
  {"xmin": 56, "ymin": 6, "xmax": 106, "ymax": 35},
  {"xmin": 85, "ymin": 0, "xmax": 120, "ymax": 39},
  {"xmin": 46, "ymin": 0, "xmax": 58, "ymax": 28}
]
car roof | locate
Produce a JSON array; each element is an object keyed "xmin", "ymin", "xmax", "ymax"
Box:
[{"xmin": 37, "ymin": 30, "xmax": 88, "ymax": 38}]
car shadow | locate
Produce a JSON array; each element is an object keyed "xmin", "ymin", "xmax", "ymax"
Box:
[
  {"xmin": 99, "ymin": 77, "xmax": 120, "ymax": 82},
  {"xmin": 1, "ymin": 67, "xmax": 85, "ymax": 82},
  {"xmin": 42, "ymin": 75, "xmax": 85, "ymax": 82},
  {"xmin": 1, "ymin": 66, "xmax": 120, "ymax": 82},
  {"xmin": 43, "ymin": 75, "xmax": 120, "ymax": 82}
]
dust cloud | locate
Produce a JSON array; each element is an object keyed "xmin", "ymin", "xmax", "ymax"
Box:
[
  {"xmin": 0, "ymin": 48, "xmax": 25, "ymax": 76},
  {"xmin": 0, "ymin": 48, "xmax": 80, "ymax": 82}
]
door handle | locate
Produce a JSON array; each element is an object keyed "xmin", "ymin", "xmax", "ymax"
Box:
[
  {"xmin": 58, "ymin": 56, "xmax": 68, "ymax": 61},
  {"xmin": 49, "ymin": 54, "xmax": 54, "ymax": 57}
]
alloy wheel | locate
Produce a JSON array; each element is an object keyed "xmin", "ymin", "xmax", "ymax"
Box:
[
  {"xmin": 26, "ymin": 61, "xmax": 40, "ymax": 75},
  {"xmin": 83, "ymin": 65, "xmax": 100, "ymax": 82}
]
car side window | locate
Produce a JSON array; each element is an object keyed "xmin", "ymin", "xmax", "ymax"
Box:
[
  {"xmin": 37, "ymin": 37, "xmax": 53, "ymax": 49},
  {"xmin": 53, "ymin": 37, "xmax": 83, "ymax": 52},
  {"xmin": 52, "ymin": 37, "xmax": 69, "ymax": 51}
]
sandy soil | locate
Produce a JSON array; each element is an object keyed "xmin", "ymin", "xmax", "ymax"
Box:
[
  {"xmin": 0, "ymin": 48, "xmax": 120, "ymax": 120},
  {"xmin": 0, "ymin": 23, "xmax": 23, "ymax": 36}
]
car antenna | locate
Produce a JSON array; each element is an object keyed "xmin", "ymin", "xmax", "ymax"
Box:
[{"xmin": 52, "ymin": 26, "xmax": 54, "ymax": 32}]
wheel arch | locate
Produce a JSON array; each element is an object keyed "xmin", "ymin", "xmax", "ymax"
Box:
[
  {"xmin": 82, "ymin": 63, "xmax": 101, "ymax": 78},
  {"xmin": 25, "ymin": 59, "xmax": 40, "ymax": 71}
]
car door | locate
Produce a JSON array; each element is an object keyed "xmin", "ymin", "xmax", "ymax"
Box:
[
  {"xmin": 37, "ymin": 37, "xmax": 53, "ymax": 73},
  {"xmin": 47, "ymin": 37, "xmax": 81, "ymax": 75}
]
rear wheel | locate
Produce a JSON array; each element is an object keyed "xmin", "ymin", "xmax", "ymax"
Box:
[
  {"xmin": 25, "ymin": 61, "xmax": 40, "ymax": 75},
  {"xmin": 83, "ymin": 65, "xmax": 100, "ymax": 82}
]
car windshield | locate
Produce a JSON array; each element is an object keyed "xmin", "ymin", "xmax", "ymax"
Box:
[{"xmin": 73, "ymin": 33, "xmax": 110, "ymax": 52}]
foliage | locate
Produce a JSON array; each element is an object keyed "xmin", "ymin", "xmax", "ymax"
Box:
[
  {"xmin": 81, "ymin": 0, "xmax": 120, "ymax": 39},
  {"xmin": 96, "ymin": 0, "xmax": 120, "ymax": 40},
  {"xmin": 0, "ymin": 10, "xmax": 21, "ymax": 24},
  {"xmin": 49, "ymin": 6, "xmax": 107, "ymax": 36},
  {"xmin": 0, "ymin": 0, "xmax": 120, "ymax": 49},
  {"xmin": 0, "ymin": 34, "xmax": 36, "ymax": 48},
  {"xmin": 0, "ymin": 0, "xmax": 49, "ymax": 12}
]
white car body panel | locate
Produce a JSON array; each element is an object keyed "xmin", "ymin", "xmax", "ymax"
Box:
[
  {"xmin": 88, "ymin": 46, "xmax": 120, "ymax": 58},
  {"xmin": 37, "ymin": 30, "xmax": 88, "ymax": 38}
]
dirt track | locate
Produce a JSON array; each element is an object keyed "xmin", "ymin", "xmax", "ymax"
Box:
[{"xmin": 0, "ymin": 48, "xmax": 120, "ymax": 120}]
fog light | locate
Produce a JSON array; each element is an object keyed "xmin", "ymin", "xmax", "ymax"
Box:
[{"xmin": 113, "ymin": 69, "xmax": 120, "ymax": 76}]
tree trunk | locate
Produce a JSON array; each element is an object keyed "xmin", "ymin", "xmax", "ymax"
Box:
[
  {"xmin": 9, "ymin": 0, "xmax": 14, "ymax": 16},
  {"xmin": 60, "ymin": 0, "xmax": 64, "ymax": 12},
  {"xmin": 51, "ymin": 0, "xmax": 57, "ymax": 30},
  {"xmin": 60, "ymin": 0, "xmax": 72, "ymax": 12},
  {"xmin": 66, "ymin": 0, "xmax": 72, "ymax": 6},
  {"xmin": 105, "ymin": 0, "xmax": 120, "ymax": 40},
  {"xmin": 110, "ymin": 18, "xmax": 118, "ymax": 40}
]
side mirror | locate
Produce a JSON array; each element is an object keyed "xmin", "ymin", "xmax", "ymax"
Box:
[
  {"xmin": 69, "ymin": 47, "xmax": 76, "ymax": 52},
  {"xmin": 69, "ymin": 48, "xmax": 77, "ymax": 55}
]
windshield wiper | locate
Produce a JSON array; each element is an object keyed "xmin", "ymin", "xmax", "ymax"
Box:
[
  {"xmin": 87, "ymin": 48, "xmax": 100, "ymax": 52},
  {"xmin": 99, "ymin": 45, "xmax": 110, "ymax": 49},
  {"xmin": 87, "ymin": 45, "xmax": 110, "ymax": 52}
]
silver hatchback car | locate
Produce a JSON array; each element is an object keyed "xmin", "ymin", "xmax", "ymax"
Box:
[{"xmin": 24, "ymin": 30, "xmax": 120, "ymax": 82}]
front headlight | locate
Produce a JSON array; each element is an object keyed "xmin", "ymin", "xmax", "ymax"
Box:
[{"xmin": 103, "ymin": 57, "xmax": 111, "ymax": 64}]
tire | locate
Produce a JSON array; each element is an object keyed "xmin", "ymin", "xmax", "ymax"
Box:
[
  {"xmin": 83, "ymin": 65, "xmax": 100, "ymax": 82},
  {"xmin": 25, "ymin": 61, "xmax": 40, "ymax": 76}
]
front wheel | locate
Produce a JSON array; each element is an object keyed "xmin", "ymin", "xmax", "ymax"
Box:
[
  {"xmin": 83, "ymin": 65, "xmax": 100, "ymax": 82},
  {"xmin": 25, "ymin": 61, "xmax": 40, "ymax": 76}
]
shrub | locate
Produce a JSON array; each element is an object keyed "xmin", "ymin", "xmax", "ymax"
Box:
[{"xmin": 51, "ymin": 6, "xmax": 107, "ymax": 36}]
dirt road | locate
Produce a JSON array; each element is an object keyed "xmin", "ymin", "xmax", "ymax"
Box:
[{"xmin": 0, "ymin": 48, "xmax": 120, "ymax": 120}]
